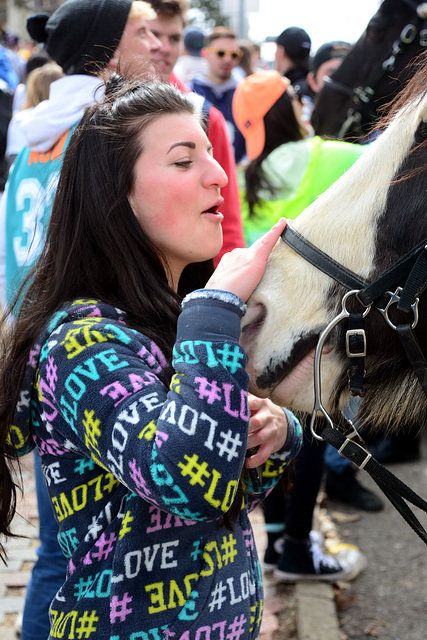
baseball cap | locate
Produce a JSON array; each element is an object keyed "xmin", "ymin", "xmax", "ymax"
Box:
[
  {"xmin": 276, "ymin": 27, "xmax": 311, "ymax": 60},
  {"xmin": 232, "ymin": 70, "xmax": 290, "ymax": 160},
  {"xmin": 310, "ymin": 41, "xmax": 351, "ymax": 72},
  {"xmin": 184, "ymin": 29, "xmax": 205, "ymax": 57}
]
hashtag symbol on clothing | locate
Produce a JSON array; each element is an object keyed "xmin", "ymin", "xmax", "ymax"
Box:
[
  {"xmin": 83, "ymin": 410, "xmax": 102, "ymax": 454},
  {"xmin": 74, "ymin": 575, "xmax": 96, "ymax": 600},
  {"xmin": 194, "ymin": 377, "xmax": 222, "ymax": 403},
  {"xmin": 216, "ymin": 344, "xmax": 245, "ymax": 374},
  {"xmin": 173, "ymin": 505, "xmax": 202, "ymax": 520},
  {"xmin": 91, "ymin": 532, "xmax": 117, "ymax": 561},
  {"xmin": 208, "ymin": 581, "xmax": 227, "ymax": 611},
  {"xmin": 118, "ymin": 510, "xmax": 133, "ymax": 539},
  {"xmin": 216, "ymin": 430, "xmax": 243, "ymax": 461},
  {"xmin": 86, "ymin": 516, "xmax": 104, "ymax": 542},
  {"xmin": 45, "ymin": 356, "xmax": 58, "ymax": 390},
  {"xmin": 178, "ymin": 454, "xmax": 210, "ymax": 486},
  {"xmin": 170, "ymin": 373, "xmax": 182, "ymax": 394},
  {"xmin": 242, "ymin": 529, "xmax": 255, "ymax": 556},
  {"xmin": 256, "ymin": 600, "xmax": 264, "ymax": 629},
  {"xmin": 75, "ymin": 610, "xmax": 99, "ymax": 638},
  {"xmin": 110, "ymin": 592, "xmax": 133, "ymax": 623},
  {"xmin": 221, "ymin": 534, "xmax": 238, "ymax": 565},
  {"xmin": 74, "ymin": 458, "xmax": 96, "ymax": 475},
  {"xmin": 226, "ymin": 614, "xmax": 247, "ymax": 640},
  {"xmin": 191, "ymin": 539, "xmax": 204, "ymax": 561}
]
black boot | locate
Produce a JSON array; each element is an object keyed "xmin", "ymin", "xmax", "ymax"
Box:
[
  {"xmin": 325, "ymin": 466, "xmax": 384, "ymax": 511},
  {"xmin": 368, "ymin": 434, "xmax": 421, "ymax": 464}
]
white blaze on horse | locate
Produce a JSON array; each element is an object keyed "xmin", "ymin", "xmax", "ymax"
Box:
[{"xmin": 241, "ymin": 54, "xmax": 427, "ymax": 432}]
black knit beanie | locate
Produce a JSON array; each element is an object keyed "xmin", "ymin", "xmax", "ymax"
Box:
[{"xmin": 26, "ymin": 0, "xmax": 133, "ymax": 76}]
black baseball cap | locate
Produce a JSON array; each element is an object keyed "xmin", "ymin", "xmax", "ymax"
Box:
[{"xmin": 276, "ymin": 27, "xmax": 311, "ymax": 60}]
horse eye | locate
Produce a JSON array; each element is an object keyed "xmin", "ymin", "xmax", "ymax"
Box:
[{"xmin": 366, "ymin": 16, "xmax": 388, "ymax": 43}]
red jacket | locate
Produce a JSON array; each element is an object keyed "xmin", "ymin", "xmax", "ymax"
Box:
[{"xmin": 170, "ymin": 73, "xmax": 245, "ymax": 265}]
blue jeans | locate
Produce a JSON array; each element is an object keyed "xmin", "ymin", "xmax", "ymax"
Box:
[{"xmin": 21, "ymin": 449, "xmax": 68, "ymax": 640}]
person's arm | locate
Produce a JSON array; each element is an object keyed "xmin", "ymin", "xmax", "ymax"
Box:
[
  {"xmin": 37, "ymin": 221, "xmax": 287, "ymax": 523},
  {"xmin": 206, "ymin": 106, "xmax": 245, "ymax": 265}
]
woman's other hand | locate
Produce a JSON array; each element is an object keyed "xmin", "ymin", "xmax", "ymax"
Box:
[{"xmin": 245, "ymin": 395, "xmax": 288, "ymax": 468}]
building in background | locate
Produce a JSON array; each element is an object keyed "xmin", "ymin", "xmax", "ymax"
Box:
[{"xmin": 3, "ymin": 1, "xmax": 61, "ymax": 39}]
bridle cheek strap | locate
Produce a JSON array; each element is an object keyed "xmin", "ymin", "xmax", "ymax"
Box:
[{"xmin": 280, "ymin": 223, "xmax": 427, "ymax": 545}]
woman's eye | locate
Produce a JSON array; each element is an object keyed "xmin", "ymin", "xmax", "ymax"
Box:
[{"xmin": 175, "ymin": 160, "xmax": 193, "ymax": 169}]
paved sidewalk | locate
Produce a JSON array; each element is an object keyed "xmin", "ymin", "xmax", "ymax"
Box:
[{"xmin": 0, "ymin": 456, "xmax": 342, "ymax": 640}]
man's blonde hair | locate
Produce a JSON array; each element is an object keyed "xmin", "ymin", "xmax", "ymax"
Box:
[{"xmin": 128, "ymin": 1, "xmax": 157, "ymax": 21}]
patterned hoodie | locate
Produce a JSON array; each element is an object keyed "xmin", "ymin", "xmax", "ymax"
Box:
[{"xmin": 9, "ymin": 293, "xmax": 302, "ymax": 640}]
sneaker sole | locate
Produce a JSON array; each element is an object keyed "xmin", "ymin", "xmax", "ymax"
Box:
[{"xmin": 273, "ymin": 567, "xmax": 354, "ymax": 583}]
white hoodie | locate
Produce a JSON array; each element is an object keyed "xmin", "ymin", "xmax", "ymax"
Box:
[{"xmin": 20, "ymin": 74, "xmax": 105, "ymax": 152}]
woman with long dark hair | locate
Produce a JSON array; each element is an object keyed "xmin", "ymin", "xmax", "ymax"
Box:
[{"xmin": 0, "ymin": 75, "xmax": 302, "ymax": 639}]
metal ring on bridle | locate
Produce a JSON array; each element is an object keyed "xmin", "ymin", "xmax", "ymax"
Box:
[
  {"xmin": 310, "ymin": 290, "xmax": 371, "ymax": 441},
  {"xmin": 379, "ymin": 286, "xmax": 419, "ymax": 330}
]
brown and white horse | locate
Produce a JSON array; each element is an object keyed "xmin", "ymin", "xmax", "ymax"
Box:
[{"xmin": 241, "ymin": 53, "xmax": 427, "ymax": 433}]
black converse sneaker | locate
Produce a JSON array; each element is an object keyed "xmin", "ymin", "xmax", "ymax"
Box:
[
  {"xmin": 274, "ymin": 533, "xmax": 353, "ymax": 582},
  {"xmin": 263, "ymin": 530, "xmax": 284, "ymax": 572}
]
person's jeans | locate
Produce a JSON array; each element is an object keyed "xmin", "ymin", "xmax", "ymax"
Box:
[
  {"xmin": 324, "ymin": 397, "xmax": 362, "ymax": 475},
  {"xmin": 21, "ymin": 449, "xmax": 68, "ymax": 640}
]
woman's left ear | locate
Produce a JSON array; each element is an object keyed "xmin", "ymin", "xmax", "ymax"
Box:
[{"xmin": 127, "ymin": 194, "xmax": 136, "ymax": 217}]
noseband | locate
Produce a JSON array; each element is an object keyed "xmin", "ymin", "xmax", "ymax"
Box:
[{"xmin": 280, "ymin": 223, "xmax": 427, "ymax": 544}]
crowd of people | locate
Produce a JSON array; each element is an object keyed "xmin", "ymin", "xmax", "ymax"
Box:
[{"xmin": 0, "ymin": 1, "xmax": 422, "ymax": 639}]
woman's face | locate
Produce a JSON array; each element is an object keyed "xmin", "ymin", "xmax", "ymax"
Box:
[{"xmin": 129, "ymin": 112, "xmax": 228, "ymax": 289}]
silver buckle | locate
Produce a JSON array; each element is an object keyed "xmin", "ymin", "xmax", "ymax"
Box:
[{"xmin": 346, "ymin": 328, "xmax": 366, "ymax": 357}]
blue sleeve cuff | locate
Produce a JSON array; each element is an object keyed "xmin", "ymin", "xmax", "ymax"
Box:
[
  {"xmin": 182, "ymin": 289, "xmax": 246, "ymax": 315},
  {"xmin": 280, "ymin": 408, "xmax": 303, "ymax": 461},
  {"xmin": 178, "ymin": 289, "xmax": 246, "ymax": 342}
]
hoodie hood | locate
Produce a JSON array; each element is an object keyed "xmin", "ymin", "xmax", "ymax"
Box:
[
  {"xmin": 190, "ymin": 72, "xmax": 238, "ymax": 99},
  {"xmin": 20, "ymin": 74, "xmax": 104, "ymax": 152},
  {"xmin": 8, "ymin": 299, "xmax": 127, "ymax": 458}
]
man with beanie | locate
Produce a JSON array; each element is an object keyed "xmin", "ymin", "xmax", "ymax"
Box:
[
  {"xmin": 146, "ymin": 1, "xmax": 244, "ymax": 256},
  {"xmin": 0, "ymin": 4, "xmax": 160, "ymax": 639}
]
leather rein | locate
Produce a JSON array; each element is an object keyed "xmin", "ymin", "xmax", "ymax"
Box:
[{"xmin": 281, "ymin": 223, "xmax": 427, "ymax": 544}]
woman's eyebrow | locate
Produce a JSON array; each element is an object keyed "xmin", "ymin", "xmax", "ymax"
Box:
[{"xmin": 167, "ymin": 141, "xmax": 196, "ymax": 153}]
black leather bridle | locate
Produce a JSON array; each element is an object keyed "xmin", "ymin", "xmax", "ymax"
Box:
[
  {"xmin": 281, "ymin": 223, "xmax": 427, "ymax": 544},
  {"xmin": 323, "ymin": 0, "xmax": 427, "ymax": 139}
]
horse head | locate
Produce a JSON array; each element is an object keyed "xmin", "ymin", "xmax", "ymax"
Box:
[
  {"xmin": 242, "ymin": 55, "xmax": 427, "ymax": 432},
  {"xmin": 311, "ymin": 0, "xmax": 427, "ymax": 141}
]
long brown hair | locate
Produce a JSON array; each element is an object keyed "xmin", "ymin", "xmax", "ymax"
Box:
[
  {"xmin": 245, "ymin": 89, "xmax": 306, "ymax": 216},
  {"xmin": 0, "ymin": 76, "xmax": 214, "ymax": 559}
]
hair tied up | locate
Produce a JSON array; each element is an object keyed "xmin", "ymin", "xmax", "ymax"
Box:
[
  {"xmin": 26, "ymin": 13, "xmax": 50, "ymax": 44},
  {"xmin": 104, "ymin": 72, "xmax": 127, "ymax": 99}
]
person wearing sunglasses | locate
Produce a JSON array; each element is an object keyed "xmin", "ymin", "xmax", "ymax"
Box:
[{"xmin": 189, "ymin": 26, "xmax": 246, "ymax": 164}]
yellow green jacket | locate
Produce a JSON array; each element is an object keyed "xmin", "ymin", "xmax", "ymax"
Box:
[{"xmin": 240, "ymin": 136, "xmax": 366, "ymax": 246}]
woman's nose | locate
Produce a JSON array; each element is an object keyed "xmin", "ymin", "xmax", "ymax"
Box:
[{"xmin": 207, "ymin": 156, "xmax": 228, "ymax": 189}]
